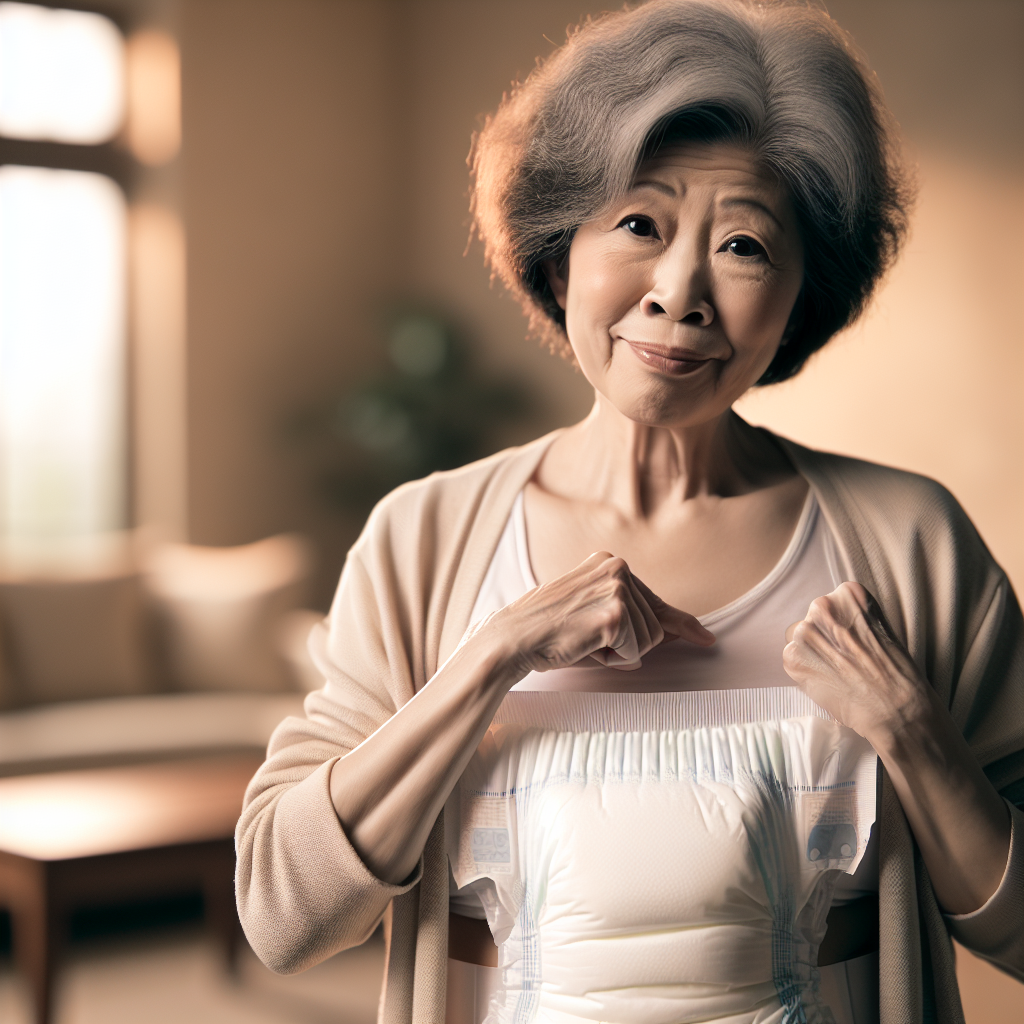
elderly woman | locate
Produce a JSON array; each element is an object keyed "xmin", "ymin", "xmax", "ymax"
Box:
[{"xmin": 236, "ymin": 2, "xmax": 1023, "ymax": 1022}]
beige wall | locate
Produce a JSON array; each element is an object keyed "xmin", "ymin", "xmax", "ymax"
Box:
[
  {"xmin": 181, "ymin": 0, "xmax": 404, "ymax": 601},
  {"xmin": 737, "ymin": 0, "xmax": 1024, "ymax": 593},
  {"xmin": 180, "ymin": 0, "xmax": 1023, "ymax": 604}
]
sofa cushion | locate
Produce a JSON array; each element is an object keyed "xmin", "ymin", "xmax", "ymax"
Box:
[
  {"xmin": 145, "ymin": 534, "xmax": 311, "ymax": 693},
  {"xmin": 0, "ymin": 691, "xmax": 306, "ymax": 776},
  {"xmin": 0, "ymin": 572, "xmax": 152, "ymax": 705},
  {"xmin": 276, "ymin": 608, "xmax": 327, "ymax": 693}
]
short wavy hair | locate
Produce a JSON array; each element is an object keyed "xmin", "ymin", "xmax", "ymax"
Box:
[{"xmin": 470, "ymin": 0, "xmax": 912, "ymax": 384}]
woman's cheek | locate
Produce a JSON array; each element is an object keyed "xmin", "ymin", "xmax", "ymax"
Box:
[
  {"xmin": 567, "ymin": 267, "xmax": 639, "ymax": 363},
  {"xmin": 716, "ymin": 277, "xmax": 793, "ymax": 361}
]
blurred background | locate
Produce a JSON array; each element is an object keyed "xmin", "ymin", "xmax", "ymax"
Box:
[{"xmin": 0, "ymin": 1, "xmax": 1019, "ymax": 1022}]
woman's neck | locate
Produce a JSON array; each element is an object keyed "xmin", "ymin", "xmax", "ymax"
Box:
[{"xmin": 540, "ymin": 394, "xmax": 795, "ymax": 519}]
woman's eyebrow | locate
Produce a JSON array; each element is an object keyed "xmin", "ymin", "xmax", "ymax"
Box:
[
  {"xmin": 720, "ymin": 196, "xmax": 786, "ymax": 233},
  {"xmin": 631, "ymin": 179, "xmax": 678, "ymax": 198}
]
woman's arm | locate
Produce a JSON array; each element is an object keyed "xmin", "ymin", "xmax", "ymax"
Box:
[
  {"xmin": 330, "ymin": 552, "xmax": 713, "ymax": 884},
  {"xmin": 784, "ymin": 581, "xmax": 1011, "ymax": 914}
]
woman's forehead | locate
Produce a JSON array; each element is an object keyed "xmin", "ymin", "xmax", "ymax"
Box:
[{"xmin": 633, "ymin": 141, "xmax": 782, "ymax": 197}]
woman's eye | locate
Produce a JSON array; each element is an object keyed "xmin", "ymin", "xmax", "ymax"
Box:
[
  {"xmin": 723, "ymin": 235, "xmax": 767, "ymax": 258},
  {"xmin": 618, "ymin": 215, "xmax": 657, "ymax": 238}
]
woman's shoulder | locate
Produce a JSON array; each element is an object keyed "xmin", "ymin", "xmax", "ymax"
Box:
[
  {"xmin": 775, "ymin": 434, "xmax": 976, "ymax": 539},
  {"xmin": 350, "ymin": 430, "xmax": 562, "ymax": 558},
  {"xmin": 772, "ymin": 432, "xmax": 1011, "ymax": 609}
]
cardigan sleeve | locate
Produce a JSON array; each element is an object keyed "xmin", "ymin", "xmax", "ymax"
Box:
[
  {"xmin": 927, "ymin": 536, "xmax": 1024, "ymax": 977},
  {"xmin": 945, "ymin": 801, "xmax": 1024, "ymax": 979},
  {"xmin": 931, "ymin": 540, "xmax": 1024, "ymax": 977},
  {"xmin": 235, "ymin": 544, "xmax": 423, "ymax": 974},
  {"xmin": 233, "ymin": 443, "xmax": 541, "ymax": 985}
]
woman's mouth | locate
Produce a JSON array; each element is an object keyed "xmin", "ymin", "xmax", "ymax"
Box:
[{"xmin": 624, "ymin": 340, "xmax": 713, "ymax": 376}]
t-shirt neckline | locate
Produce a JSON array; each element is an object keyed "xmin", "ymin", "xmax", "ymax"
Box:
[{"xmin": 511, "ymin": 487, "xmax": 820, "ymax": 628}]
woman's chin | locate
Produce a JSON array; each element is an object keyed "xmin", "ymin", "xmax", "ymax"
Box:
[{"xmin": 591, "ymin": 367, "xmax": 737, "ymax": 430}]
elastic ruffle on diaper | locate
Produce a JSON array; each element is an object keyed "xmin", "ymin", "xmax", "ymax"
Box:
[{"xmin": 447, "ymin": 687, "xmax": 877, "ymax": 1024}]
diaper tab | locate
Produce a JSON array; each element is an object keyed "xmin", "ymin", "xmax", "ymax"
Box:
[
  {"xmin": 460, "ymin": 794, "xmax": 513, "ymax": 877},
  {"xmin": 800, "ymin": 785, "xmax": 859, "ymax": 867}
]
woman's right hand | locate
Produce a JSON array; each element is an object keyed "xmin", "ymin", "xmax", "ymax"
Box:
[
  {"xmin": 483, "ymin": 551, "xmax": 715, "ymax": 675},
  {"xmin": 329, "ymin": 552, "xmax": 712, "ymax": 884}
]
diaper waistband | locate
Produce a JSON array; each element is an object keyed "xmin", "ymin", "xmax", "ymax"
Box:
[{"xmin": 491, "ymin": 685, "xmax": 833, "ymax": 732}]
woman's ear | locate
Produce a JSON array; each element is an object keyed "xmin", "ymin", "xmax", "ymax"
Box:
[{"xmin": 541, "ymin": 258, "xmax": 569, "ymax": 311}]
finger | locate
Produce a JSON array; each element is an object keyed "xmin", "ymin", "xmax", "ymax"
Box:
[
  {"xmin": 589, "ymin": 616, "xmax": 641, "ymax": 667},
  {"xmin": 824, "ymin": 582, "xmax": 900, "ymax": 652},
  {"xmin": 783, "ymin": 621, "xmax": 833, "ymax": 680},
  {"xmin": 609, "ymin": 618, "xmax": 641, "ymax": 665},
  {"xmin": 580, "ymin": 550, "xmax": 617, "ymax": 569},
  {"xmin": 591, "ymin": 558, "xmax": 650, "ymax": 662},
  {"xmin": 658, "ymin": 605, "xmax": 715, "ymax": 647},
  {"xmin": 803, "ymin": 594, "xmax": 852, "ymax": 654},
  {"xmin": 630, "ymin": 575, "xmax": 715, "ymax": 647},
  {"xmin": 598, "ymin": 592, "xmax": 641, "ymax": 666},
  {"xmin": 859, "ymin": 586, "xmax": 900, "ymax": 646},
  {"xmin": 624, "ymin": 574, "xmax": 661, "ymax": 654},
  {"xmin": 589, "ymin": 647, "xmax": 643, "ymax": 671},
  {"xmin": 616, "ymin": 573, "xmax": 654, "ymax": 654}
]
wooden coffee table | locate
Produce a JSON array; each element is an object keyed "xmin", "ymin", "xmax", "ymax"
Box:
[{"xmin": 0, "ymin": 753, "xmax": 264, "ymax": 1024}]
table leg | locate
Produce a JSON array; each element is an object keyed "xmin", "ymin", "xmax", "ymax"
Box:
[
  {"xmin": 201, "ymin": 853, "xmax": 243, "ymax": 976},
  {"xmin": 0, "ymin": 855, "xmax": 60, "ymax": 1024}
]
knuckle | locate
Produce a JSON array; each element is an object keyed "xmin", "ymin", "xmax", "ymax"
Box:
[{"xmin": 606, "ymin": 557, "xmax": 629, "ymax": 579}]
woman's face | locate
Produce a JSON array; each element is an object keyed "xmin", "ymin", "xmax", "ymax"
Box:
[{"xmin": 545, "ymin": 143, "xmax": 804, "ymax": 429}]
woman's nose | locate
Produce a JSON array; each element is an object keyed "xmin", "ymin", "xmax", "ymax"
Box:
[{"xmin": 639, "ymin": 251, "xmax": 715, "ymax": 326}]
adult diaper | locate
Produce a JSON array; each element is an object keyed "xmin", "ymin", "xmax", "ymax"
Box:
[{"xmin": 447, "ymin": 688, "xmax": 877, "ymax": 1024}]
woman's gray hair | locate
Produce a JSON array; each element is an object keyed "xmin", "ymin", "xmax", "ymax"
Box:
[{"xmin": 470, "ymin": 0, "xmax": 913, "ymax": 383}]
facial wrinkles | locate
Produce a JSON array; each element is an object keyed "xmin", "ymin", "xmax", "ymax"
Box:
[
  {"xmin": 632, "ymin": 176, "xmax": 790, "ymax": 342},
  {"xmin": 558, "ymin": 143, "xmax": 803, "ymax": 429}
]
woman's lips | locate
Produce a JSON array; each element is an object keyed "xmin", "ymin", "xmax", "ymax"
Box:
[{"xmin": 624, "ymin": 340, "xmax": 712, "ymax": 376}]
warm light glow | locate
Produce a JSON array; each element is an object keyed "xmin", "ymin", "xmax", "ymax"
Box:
[
  {"xmin": 0, "ymin": 757, "xmax": 260, "ymax": 860},
  {"xmin": 131, "ymin": 203, "xmax": 188, "ymax": 540},
  {"xmin": 0, "ymin": 165, "xmax": 126, "ymax": 539},
  {"xmin": 0, "ymin": 1, "xmax": 124, "ymax": 144},
  {"xmin": 125, "ymin": 30, "xmax": 180, "ymax": 165}
]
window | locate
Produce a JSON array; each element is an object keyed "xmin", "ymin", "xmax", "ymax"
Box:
[
  {"xmin": 0, "ymin": 164, "xmax": 125, "ymax": 536},
  {"xmin": 0, "ymin": 2, "xmax": 182, "ymax": 544},
  {"xmin": 0, "ymin": 2, "xmax": 124, "ymax": 144}
]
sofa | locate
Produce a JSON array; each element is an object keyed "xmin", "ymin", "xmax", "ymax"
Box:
[{"xmin": 0, "ymin": 532, "xmax": 323, "ymax": 778}]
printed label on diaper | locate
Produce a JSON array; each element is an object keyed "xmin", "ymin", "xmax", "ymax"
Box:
[
  {"xmin": 472, "ymin": 827, "xmax": 510, "ymax": 863},
  {"xmin": 459, "ymin": 791, "xmax": 514, "ymax": 876},
  {"xmin": 798, "ymin": 785, "xmax": 857, "ymax": 868}
]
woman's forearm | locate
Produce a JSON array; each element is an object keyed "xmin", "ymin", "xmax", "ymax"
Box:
[
  {"xmin": 328, "ymin": 552, "xmax": 711, "ymax": 887},
  {"xmin": 869, "ymin": 694, "xmax": 1011, "ymax": 915},
  {"xmin": 330, "ymin": 627, "xmax": 520, "ymax": 885}
]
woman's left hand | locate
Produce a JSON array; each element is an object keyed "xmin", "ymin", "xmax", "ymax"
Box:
[
  {"xmin": 783, "ymin": 581, "xmax": 1011, "ymax": 915},
  {"xmin": 782, "ymin": 581, "xmax": 931, "ymax": 745}
]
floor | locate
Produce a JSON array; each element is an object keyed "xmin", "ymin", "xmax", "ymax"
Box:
[{"xmin": 0, "ymin": 928, "xmax": 1019, "ymax": 1024}]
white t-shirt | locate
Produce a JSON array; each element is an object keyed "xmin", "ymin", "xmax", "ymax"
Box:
[{"xmin": 448, "ymin": 490, "xmax": 879, "ymax": 1024}]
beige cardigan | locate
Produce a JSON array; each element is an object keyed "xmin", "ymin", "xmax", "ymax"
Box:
[{"xmin": 236, "ymin": 430, "xmax": 1024, "ymax": 1024}]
